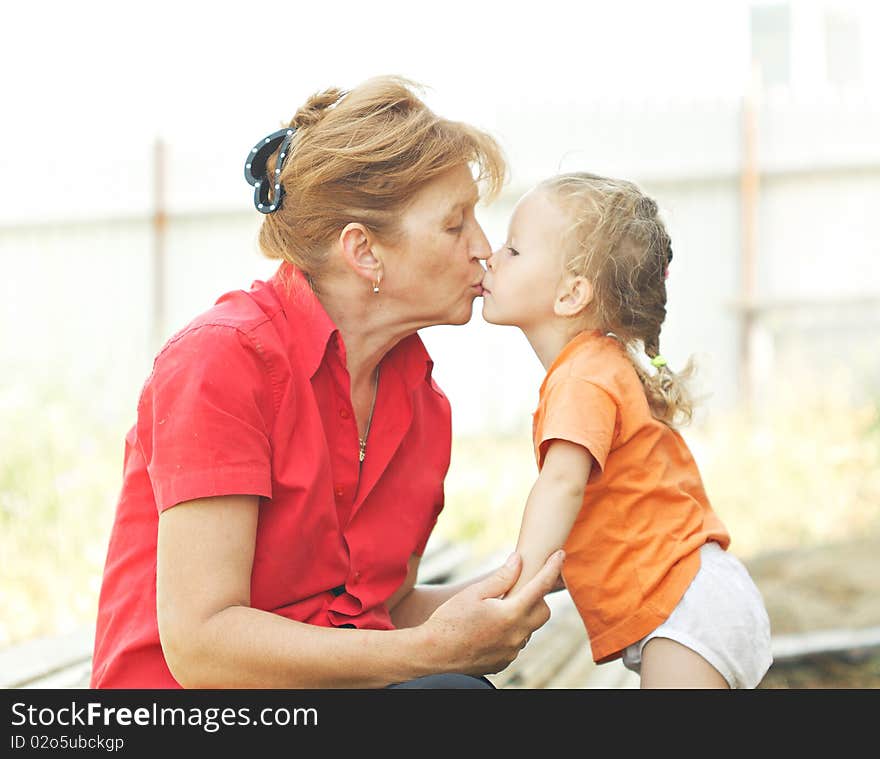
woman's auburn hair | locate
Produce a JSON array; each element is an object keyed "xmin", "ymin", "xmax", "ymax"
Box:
[{"xmin": 258, "ymin": 76, "xmax": 507, "ymax": 280}]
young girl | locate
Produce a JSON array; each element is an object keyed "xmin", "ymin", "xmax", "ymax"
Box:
[{"xmin": 481, "ymin": 172, "xmax": 773, "ymax": 689}]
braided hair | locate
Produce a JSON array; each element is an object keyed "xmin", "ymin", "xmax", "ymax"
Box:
[{"xmin": 540, "ymin": 172, "xmax": 696, "ymax": 427}]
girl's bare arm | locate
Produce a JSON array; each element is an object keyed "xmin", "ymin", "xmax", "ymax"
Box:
[{"xmin": 506, "ymin": 439, "xmax": 593, "ymax": 598}]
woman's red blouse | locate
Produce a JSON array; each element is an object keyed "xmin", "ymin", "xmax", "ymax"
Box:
[{"xmin": 90, "ymin": 263, "xmax": 451, "ymax": 688}]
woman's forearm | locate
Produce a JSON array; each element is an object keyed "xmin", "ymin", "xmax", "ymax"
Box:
[
  {"xmin": 163, "ymin": 553, "xmax": 569, "ymax": 689},
  {"xmin": 165, "ymin": 604, "xmax": 434, "ymax": 689}
]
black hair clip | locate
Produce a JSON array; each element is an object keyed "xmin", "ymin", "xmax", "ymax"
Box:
[{"xmin": 244, "ymin": 127, "xmax": 297, "ymax": 214}]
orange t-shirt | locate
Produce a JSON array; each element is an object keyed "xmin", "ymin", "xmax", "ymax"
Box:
[{"xmin": 532, "ymin": 329, "xmax": 730, "ymax": 663}]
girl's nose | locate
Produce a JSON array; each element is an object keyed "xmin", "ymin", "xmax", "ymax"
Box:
[{"xmin": 486, "ymin": 248, "xmax": 500, "ymax": 271}]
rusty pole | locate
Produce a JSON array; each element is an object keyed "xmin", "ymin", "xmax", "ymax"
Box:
[
  {"xmin": 152, "ymin": 137, "xmax": 167, "ymax": 354},
  {"xmin": 739, "ymin": 63, "xmax": 761, "ymax": 414}
]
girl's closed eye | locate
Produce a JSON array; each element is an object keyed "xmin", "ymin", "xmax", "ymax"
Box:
[{"xmin": 507, "ymin": 246, "xmax": 520, "ymax": 257}]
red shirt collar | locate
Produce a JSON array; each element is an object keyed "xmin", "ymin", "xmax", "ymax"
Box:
[{"xmin": 269, "ymin": 262, "xmax": 434, "ymax": 387}]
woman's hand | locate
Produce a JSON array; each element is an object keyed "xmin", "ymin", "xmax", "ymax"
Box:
[{"xmin": 418, "ymin": 550, "xmax": 564, "ymax": 676}]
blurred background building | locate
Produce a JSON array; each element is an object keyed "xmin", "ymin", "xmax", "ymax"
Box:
[{"xmin": 3, "ymin": 0, "xmax": 877, "ymax": 438}]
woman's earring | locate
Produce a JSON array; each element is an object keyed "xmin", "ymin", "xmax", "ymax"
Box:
[{"xmin": 372, "ymin": 279, "xmax": 380, "ymax": 294}]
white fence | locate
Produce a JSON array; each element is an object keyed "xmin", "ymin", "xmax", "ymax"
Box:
[{"xmin": 3, "ymin": 94, "xmax": 879, "ymax": 437}]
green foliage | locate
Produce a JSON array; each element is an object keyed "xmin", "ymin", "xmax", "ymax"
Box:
[
  {"xmin": 2, "ymin": 367, "xmax": 879, "ymax": 647},
  {"xmin": 0, "ymin": 371, "xmax": 131, "ymax": 647},
  {"xmin": 438, "ymin": 379, "xmax": 880, "ymax": 564}
]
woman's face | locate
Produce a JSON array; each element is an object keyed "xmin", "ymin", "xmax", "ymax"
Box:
[{"xmin": 384, "ymin": 164, "xmax": 491, "ymax": 327}]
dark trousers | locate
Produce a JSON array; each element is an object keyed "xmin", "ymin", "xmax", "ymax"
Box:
[{"xmin": 386, "ymin": 674, "xmax": 495, "ymax": 689}]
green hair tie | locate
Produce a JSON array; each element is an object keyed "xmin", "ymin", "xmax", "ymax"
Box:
[{"xmin": 651, "ymin": 355, "xmax": 668, "ymax": 368}]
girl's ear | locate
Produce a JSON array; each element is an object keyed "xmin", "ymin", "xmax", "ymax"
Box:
[{"xmin": 554, "ymin": 275, "xmax": 593, "ymax": 317}]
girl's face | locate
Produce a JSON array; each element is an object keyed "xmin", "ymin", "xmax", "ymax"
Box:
[{"xmin": 481, "ymin": 188, "xmax": 571, "ymax": 329}]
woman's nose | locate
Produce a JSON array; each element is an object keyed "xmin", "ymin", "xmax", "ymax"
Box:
[{"xmin": 469, "ymin": 223, "xmax": 492, "ymax": 261}]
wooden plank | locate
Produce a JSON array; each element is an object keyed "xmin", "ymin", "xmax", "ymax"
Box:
[
  {"xmin": 22, "ymin": 659, "xmax": 93, "ymax": 689},
  {"xmin": 545, "ymin": 641, "xmax": 597, "ymax": 689},
  {"xmin": 771, "ymin": 625, "xmax": 880, "ymax": 662},
  {"xmin": 577, "ymin": 659, "xmax": 640, "ymax": 689},
  {"xmin": 417, "ymin": 538, "xmax": 474, "ymax": 585},
  {"xmin": 0, "ymin": 627, "xmax": 94, "ymax": 689}
]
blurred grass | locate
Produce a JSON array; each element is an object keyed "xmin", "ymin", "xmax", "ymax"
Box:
[
  {"xmin": 1, "ymin": 367, "xmax": 879, "ymax": 648},
  {"xmin": 0, "ymin": 370, "xmax": 130, "ymax": 648},
  {"xmin": 437, "ymin": 371, "xmax": 880, "ymax": 565}
]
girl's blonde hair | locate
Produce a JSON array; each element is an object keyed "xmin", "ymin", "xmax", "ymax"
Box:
[
  {"xmin": 539, "ymin": 172, "xmax": 697, "ymax": 427},
  {"xmin": 258, "ymin": 76, "xmax": 506, "ymax": 288}
]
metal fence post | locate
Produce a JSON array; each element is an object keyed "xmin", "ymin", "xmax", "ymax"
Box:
[
  {"xmin": 152, "ymin": 136, "xmax": 167, "ymax": 355},
  {"xmin": 739, "ymin": 63, "xmax": 762, "ymax": 414}
]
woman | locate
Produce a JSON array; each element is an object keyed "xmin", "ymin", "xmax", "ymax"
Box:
[{"xmin": 90, "ymin": 76, "xmax": 564, "ymax": 689}]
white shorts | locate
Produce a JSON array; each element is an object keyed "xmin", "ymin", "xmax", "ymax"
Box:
[{"xmin": 621, "ymin": 541, "xmax": 773, "ymax": 688}]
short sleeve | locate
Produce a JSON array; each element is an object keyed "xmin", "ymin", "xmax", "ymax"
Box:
[
  {"xmin": 537, "ymin": 378, "xmax": 618, "ymax": 473},
  {"xmin": 413, "ymin": 489, "xmax": 445, "ymax": 557},
  {"xmin": 136, "ymin": 325, "xmax": 276, "ymax": 512}
]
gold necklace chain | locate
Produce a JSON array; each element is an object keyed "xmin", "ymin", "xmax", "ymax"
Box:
[{"xmin": 358, "ymin": 366, "xmax": 381, "ymax": 463}]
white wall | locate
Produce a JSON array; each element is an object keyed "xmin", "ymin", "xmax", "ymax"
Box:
[{"xmin": 4, "ymin": 94, "xmax": 879, "ymax": 438}]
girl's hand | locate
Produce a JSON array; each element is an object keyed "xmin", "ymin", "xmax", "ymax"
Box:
[{"xmin": 418, "ymin": 550, "xmax": 564, "ymax": 676}]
